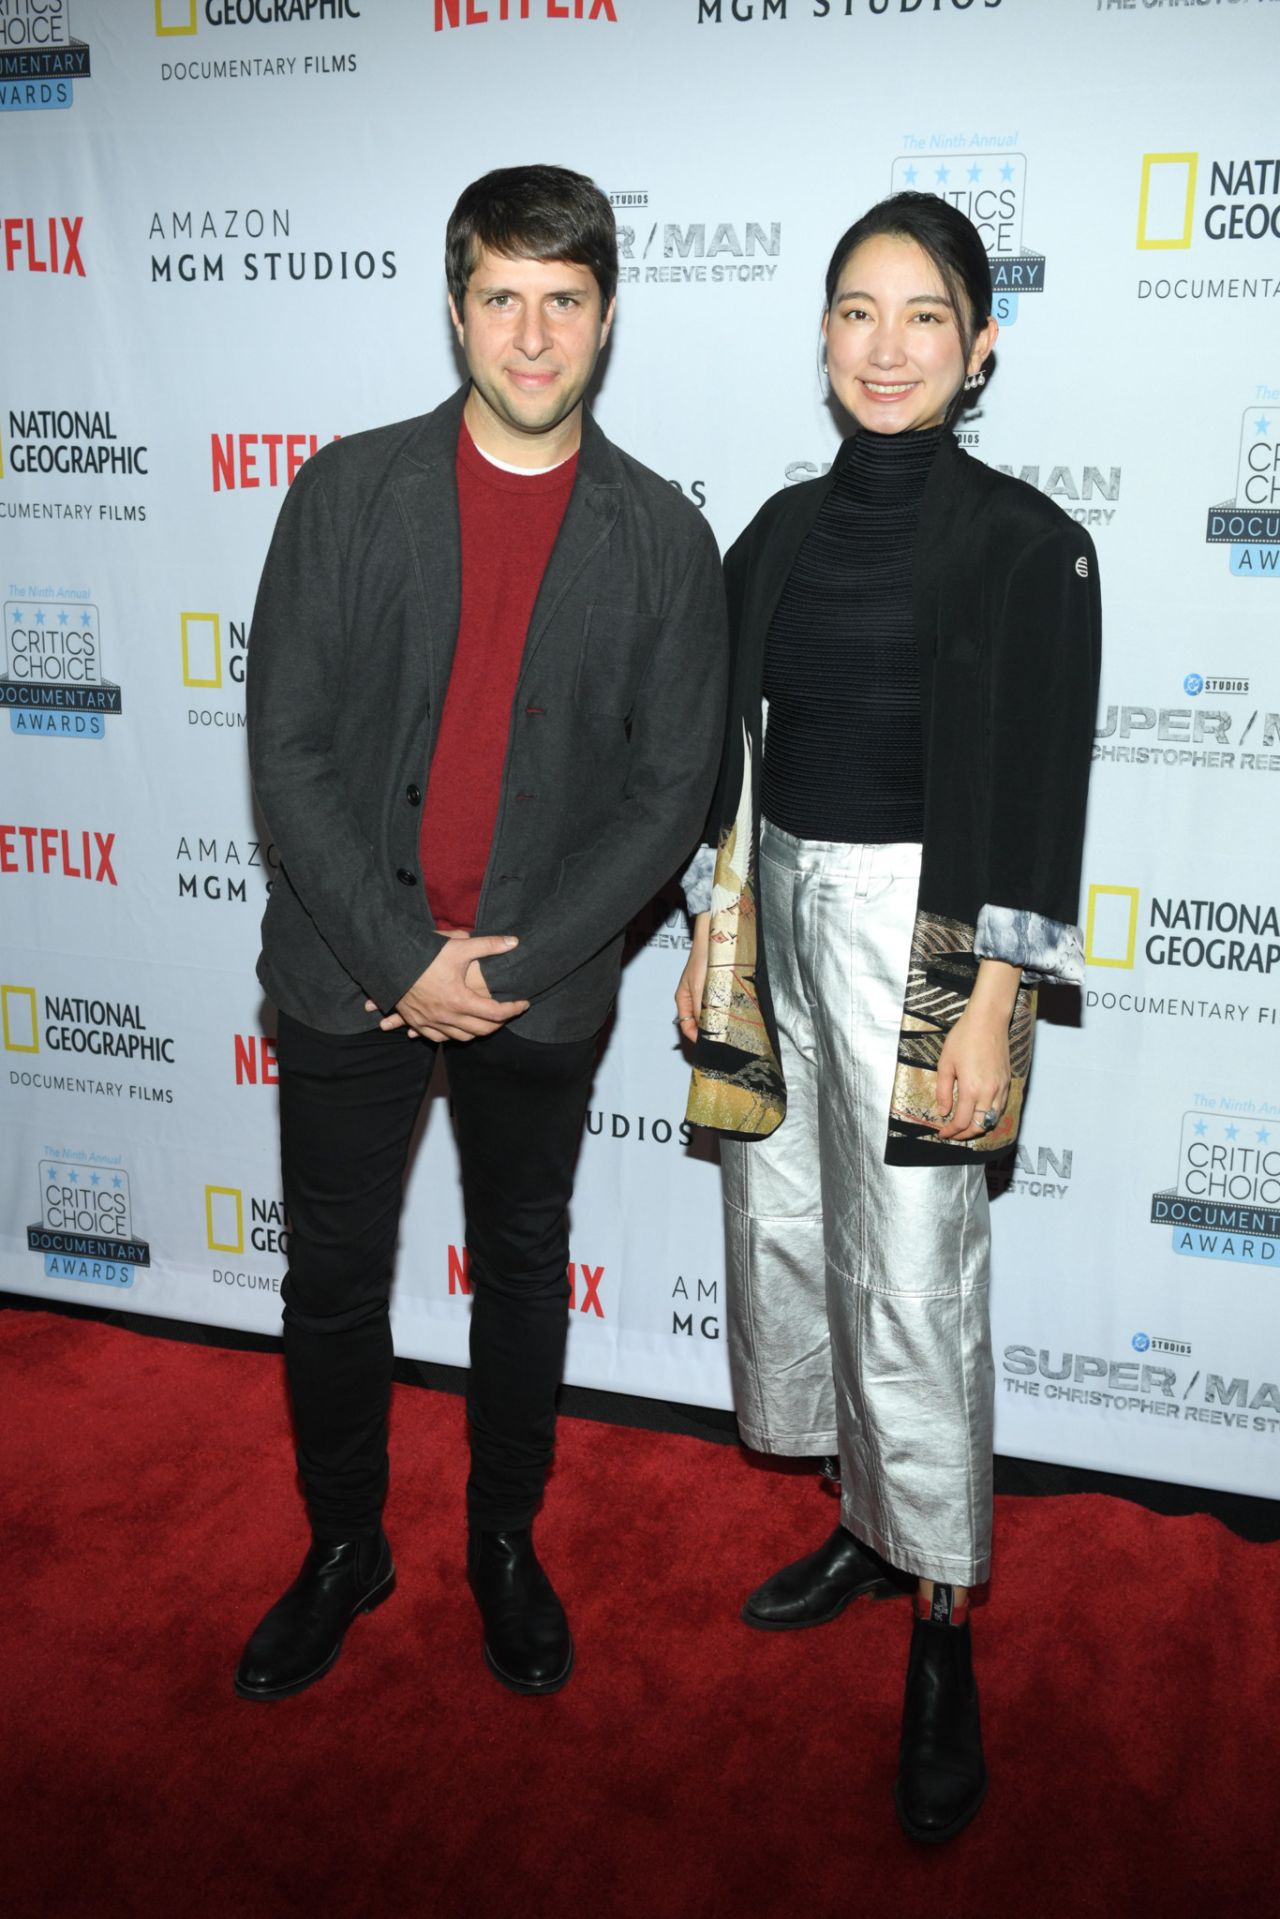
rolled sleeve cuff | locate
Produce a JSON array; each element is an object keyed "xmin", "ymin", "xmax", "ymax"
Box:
[
  {"xmin": 974, "ymin": 905, "xmax": 1083, "ymax": 986},
  {"xmin": 681, "ymin": 843, "xmax": 716, "ymax": 917}
]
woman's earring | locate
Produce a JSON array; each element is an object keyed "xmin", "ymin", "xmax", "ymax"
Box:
[{"xmin": 964, "ymin": 368, "xmax": 987, "ymax": 391}]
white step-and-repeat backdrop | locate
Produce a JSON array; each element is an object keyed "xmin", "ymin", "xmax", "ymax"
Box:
[{"xmin": 3, "ymin": 0, "xmax": 1278, "ymax": 1499}]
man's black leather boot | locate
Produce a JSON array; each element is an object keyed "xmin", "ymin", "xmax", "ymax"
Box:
[
  {"xmin": 234, "ymin": 1532, "xmax": 395, "ymax": 1702},
  {"xmin": 895, "ymin": 1588, "xmax": 987, "ymax": 1843},
  {"xmin": 467, "ymin": 1529, "xmax": 573, "ymax": 1695},
  {"xmin": 741, "ymin": 1525, "xmax": 913, "ymax": 1630}
]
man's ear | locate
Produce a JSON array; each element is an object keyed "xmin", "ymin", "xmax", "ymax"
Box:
[
  {"xmin": 448, "ymin": 291, "xmax": 465, "ymax": 344},
  {"xmin": 599, "ymin": 295, "xmax": 616, "ymax": 347}
]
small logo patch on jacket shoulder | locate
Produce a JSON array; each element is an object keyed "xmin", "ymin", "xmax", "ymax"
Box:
[{"xmin": 1074, "ymin": 555, "xmax": 1089, "ymax": 578}]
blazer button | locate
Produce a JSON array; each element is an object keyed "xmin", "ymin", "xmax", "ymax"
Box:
[
  {"xmin": 396, "ymin": 867, "xmax": 417, "ymax": 887},
  {"xmin": 405, "ymin": 783, "xmax": 421, "ymax": 806}
]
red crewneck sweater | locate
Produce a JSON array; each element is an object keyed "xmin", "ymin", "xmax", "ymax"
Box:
[{"xmin": 420, "ymin": 424, "xmax": 578, "ymax": 931}]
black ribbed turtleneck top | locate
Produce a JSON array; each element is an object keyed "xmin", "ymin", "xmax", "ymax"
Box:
[{"xmin": 761, "ymin": 424, "xmax": 941, "ymax": 845}]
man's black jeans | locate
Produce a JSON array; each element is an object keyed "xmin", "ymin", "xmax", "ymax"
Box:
[{"xmin": 275, "ymin": 1010, "xmax": 599, "ymax": 1542}]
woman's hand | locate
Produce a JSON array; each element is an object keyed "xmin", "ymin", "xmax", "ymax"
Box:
[
  {"xmin": 931, "ymin": 958, "xmax": 1021, "ymax": 1141},
  {"xmin": 674, "ymin": 912, "xmax": 711, "ymax": 1044}
]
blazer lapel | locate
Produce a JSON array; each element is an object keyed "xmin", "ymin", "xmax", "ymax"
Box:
[
  {"xmin": 912, "ymin": 432, "xmax": 977, "ymax": 670},
  {"xmin": 391, "ymin": 388, "xmax": 468, "ymax": 715},
  {"xmin": 518, "ymin": 408, "xmax": 620, "ymax": 685}
]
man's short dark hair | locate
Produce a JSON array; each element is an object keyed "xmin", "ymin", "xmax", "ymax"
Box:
[{"xmin": 445, "ymin": 164, "xmax": 618, "ymax": 312}]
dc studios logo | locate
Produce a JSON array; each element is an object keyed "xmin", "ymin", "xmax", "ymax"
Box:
[
  {"xmin": 890, "ymin": 148, "xmax": 1042, "ymax": 326},
  {"xmin": 1150, "ymin": 1109, "xmax": 1279, "ymax": 1270},
  {"xmin": 0, "ymin": 1, "xmax": 92, "ymax": 115},
  {"xmin": 1206, "ymin": 408, "xmax": 1280, "ymax": 580},
  {"xmin": 27, "ymin": 1157, "xmax": 151, "ymax": 1289},
  {"xmin": 1, "ymin": 594, "xmax": 122, "ymax": 741}
]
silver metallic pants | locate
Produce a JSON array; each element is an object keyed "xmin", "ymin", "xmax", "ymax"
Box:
[{"xmin": 722, "ymin": 824, "xmax": 994, "ymax": 1586}]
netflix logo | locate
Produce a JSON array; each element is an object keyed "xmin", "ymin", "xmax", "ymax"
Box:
[
  {"xmin": 3, "ymin": 215, "xmax": 84, "ymax": 275},
  {"xmin": 210, "ymin": 432, "xmax": 339, "ymax": 492},
  {"xmin": 448, "ymin": 1244, "xmax": 605, "ymax": 1318},
  {"xmin": 233, "ymin": 1033, "xmax": 278, "ymax": 1086},
  {"xmin": 434, "ymin": 0, "xmax": 617, "ymax": 27},
  {"xmin": 0, "ymin": 824, "xmax": 116, "ymax": 883}
]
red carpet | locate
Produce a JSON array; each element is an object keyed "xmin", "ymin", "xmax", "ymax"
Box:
[{"xmin": 2, "ymin": 1307, "xmax": 1275, "ymax": 1917}]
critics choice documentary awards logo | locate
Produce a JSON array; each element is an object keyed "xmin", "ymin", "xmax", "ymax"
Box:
[
  {"xmin": 1138, "ymin": 151, "xmax": 1280, "ymax": 305},
  {"xmin": 1151, "ymin": 1106, "xmax": 1280, "ymax": 1270},
  {"xmin": 608, "ymin": 192, "xmax": 782, "ymax": 290},
  {"xmin": 891, "ymin": 138, "xmax": 1041, "ymax": 325},
  {"xmin": 154, "ymin": 0, "xmax": 363, "ymax": 83},
  {"xmin": 151, "ymin": 206, "xmax": 395, "ymax": 286},
  {"xmin": 1206, "ymin": 404, "xmax": 1280, "ymax": 580},
  {"xmin": 27, "ymin": 1152, "xmax": 151, "ymax": 1290},
  {"xmin": 0, "ymin": 0, "xmax": 92, "ymax": 114},
  {"xmin": 2, "ymin": 593, "xmax": 120, "ymax": 741}
]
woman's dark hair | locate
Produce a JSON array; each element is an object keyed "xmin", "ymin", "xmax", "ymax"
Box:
[
  {"xmin": 823, "ymin": 191, "xmax": 995, "ymax": 419},
  {"xmin": 446, "ymin": 164, "xmax": 618, "ymax": 311}
]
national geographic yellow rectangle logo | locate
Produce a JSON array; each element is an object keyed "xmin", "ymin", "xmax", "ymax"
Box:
[
  {"xmin": 205, "ymin": 1185, "xmax": 243, "ymax": 1254},
  {"xmin": 1085, "ymin": 886, "xmax": 1141, "ymax": 969},
  {"xmin": 1, "ymin": 985, "xmax": 39, "ymax": 1053},
  {"xmin": 1137, "ymin": 153, "xmax": 1198, "ymax": 250},
  {"xmin": 181, "ymin": 612, "xmax": 221, "ymax": 688},
  {"xmin": 155, "ymin": 0, "xmax": 198, "ymax": 34}
]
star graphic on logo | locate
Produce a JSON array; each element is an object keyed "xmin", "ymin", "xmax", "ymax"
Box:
[
  {"xmin": 967, "ymin": 163, "xmax": 982, "ymax": 183},
  {"xmin": 1259, "ymin": 1128, "xmax": 1271, "ymax": 1144},
  {"xmin": 11, "ymin": 606, "xmax": 21, "ymax": 622},
  {"xmin": 1224, "ymin": 1123, "xmax": 1239, "ymax": 1141},
  {"xmin": 112, "ymin": 1175, "xmax": 123, "ymax": 1189},
  {"xmin": 81, "ymin": 611, "xmax": 92, "ymax": 627},
  {"xmin": 35, "ymin": 609, "xmax": 45, "ymax": 624},
  {"xmin": 1000, "ymin": 161, "xmax": 1015, "ymax": 183},
  {"xmin": 58, "ymin": 609, "xmax": 69, "ymax": 625},
  {"xmin": 69, "ymin": 1168, "xmax": 79, "ymax": 1183},
  {"xmin": 935, "ymin": 165, "xmax": 950, "ymax": 185},
  {"xmin": 902, "ymin": 164, "xmax": 918, "ymax": 185},
  {"xmin": 90, "ymin": 1173, "xmax": 99, "ymax": 1186},
  {"xmin": 1256, "ymin": 417, "xmax": 1272, "ymax": 436},
  {"xmin": 1193, "ymin": 1120, "xmax": 1207, "ymax": 1137}
]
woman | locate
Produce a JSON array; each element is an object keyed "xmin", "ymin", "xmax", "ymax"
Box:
[{"xmin": 676, "ymin": 192, "xmax": 1100, "ymax": 1845}]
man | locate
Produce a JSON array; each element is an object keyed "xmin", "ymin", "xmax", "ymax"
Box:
[{"xmin": 236, "ymin": 164, "xmax": 726, "ymax": 1702}]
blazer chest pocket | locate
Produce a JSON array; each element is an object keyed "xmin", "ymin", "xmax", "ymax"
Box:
[{"xmin": 576, "ymin": 603, "xmax": 662, "ymax": 717}]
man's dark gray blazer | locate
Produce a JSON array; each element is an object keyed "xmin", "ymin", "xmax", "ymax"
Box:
[{"xmin": 247, "ymin": 385, "xmax": 728, "ymax": 1043}]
